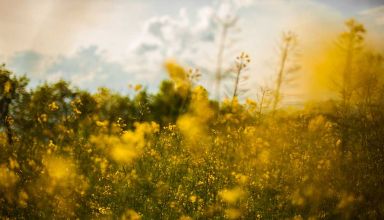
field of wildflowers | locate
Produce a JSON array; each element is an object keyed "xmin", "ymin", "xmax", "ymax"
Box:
[{"xmin": 1, "ymin": 19, "xmax": 384, "ymax": 219}]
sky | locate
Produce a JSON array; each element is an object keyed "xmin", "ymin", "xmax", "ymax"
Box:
[{"xmin": 1, "ymin": 0, "xmax": 383, "ymax": 100}]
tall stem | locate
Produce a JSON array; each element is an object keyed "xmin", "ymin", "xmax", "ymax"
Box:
[
  {"xmin": 215, "ymin": 25, "xmax": 228, "ymax": 101},
  {"xmin": 232, "ymin": 64, "xmax": 242, "ymax": 101},
  {"xmin": 272, "ymin": 41, "xmax": 290, "ymax": 111}
]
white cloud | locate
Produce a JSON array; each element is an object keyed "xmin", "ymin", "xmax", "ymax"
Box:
[
  {"xmin": 7, "ymin": 46, "xmax": 143, "ymax": 92},
  {"xmin": 0, "ymin": 0, "xmax": 149, "ymax": 56},
  {"xmin": 357, "ymin": 5, "xmax": 384, "ymax": 50},
  {"xmin": 128, "ymin": 0, "xmax": 254, "ymax": 94},
  {"xmin": 360, "ymin": 5, "xmax": 384, "ymax": 26}
]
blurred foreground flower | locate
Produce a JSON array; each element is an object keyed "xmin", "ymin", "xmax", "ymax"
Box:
[
  {"xmin": 91, "ymin": 121, "xmax": 159, "ymax": 164},
  {"xmin": 219, "ymin": 187, "xmax": 245, "ymax": 204},
  {"xmin": 177, "ymin": 86, "xmax": 213, "ymax": 147},
  {"xmin": 165, "ymin": 60, "xmax": 191, "ymax": 97}
]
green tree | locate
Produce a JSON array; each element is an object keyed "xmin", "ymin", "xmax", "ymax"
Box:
[{"xmin": 0, "ymin": 64, "xmax": 28, "ymax": 145}]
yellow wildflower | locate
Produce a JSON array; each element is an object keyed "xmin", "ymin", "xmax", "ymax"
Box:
[
  {"xmin": 96, "ymin": 120, "xmax": 108, "ymax": 127},
  {"xmin": 0, "ymin": 164, "xmax": 19, "ymax": 188},
  {"xmin": 164, "ymin": 60, "xmax": 190, "ymax": 97},
  {"xmin": 219, "ymin": 187, "xmax": 245, "ymax": 204},
  {"xmin": 44, "ymin": 156, "xmax": 73, "ymax": 180},
  {"xmin": 3, "ymin": 80, "xmax": 12, "ymax": 94},
  {"xmin": 225, "ymin": 208, "xmax": 241, "ymax": 219},
  {"xmin": 134, "ymin": 84, "xmax": 143, "ymax": 92},
  {"xmin": 189, "ymin": 195, "xmax": 197, "ymax": 203},
  {"xmin": 48, "ymin": 101, "xmax": 59, "ymax": 111},
  {"xmin": 121, "ymin": 209, "xmax": 141, "ymax": 220}
]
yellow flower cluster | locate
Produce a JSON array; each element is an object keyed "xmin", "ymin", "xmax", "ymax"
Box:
[
  {"xmin": 91, "ymin": 121, "xmax": 159, "ymax": 164},
  {"xmin": 165, "ymin": 60, "xmax": 191, "ymax": 97},
  {"xmin": 177, "ymin": 86, "xmax": 213, "ymax": 148}
]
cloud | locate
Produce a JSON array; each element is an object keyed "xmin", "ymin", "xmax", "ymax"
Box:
[
  {"xmin": 132, "ymin": 8, "xmax": 216, "ymax": 57},
  {"xmin": 129, "ymin": 0, "xmax": 254, "ymax": 93},
  {"xmin": 0, "ymin": 0, "xmax": 149, "ymax": 56},
  {"xmin": 7, "ymin": 46, "xmax": 145, "ymax": 92},
  {"xmin": 8, "ymin": 51, "xmax": 44, "ymax": 74},
  {"xmin": 129, "ymin": 7, "xmax": 216, "ymax": 91},
  {"xmin": 359, "ymin": 5, "xmax": 384, "ymax": 26},
  {"xmin": 357, "ymin": 5, "xmax": 384, "ymax": 49}
]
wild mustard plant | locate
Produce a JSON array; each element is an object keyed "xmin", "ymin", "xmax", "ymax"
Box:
[{"xmin": 0, "ymin": 19, "xmax": 383, "ymax": 219}]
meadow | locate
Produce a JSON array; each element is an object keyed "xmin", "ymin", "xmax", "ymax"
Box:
[{"xmin": 1, "ymin": 19, "xmax": 384, "ymax": 219}]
